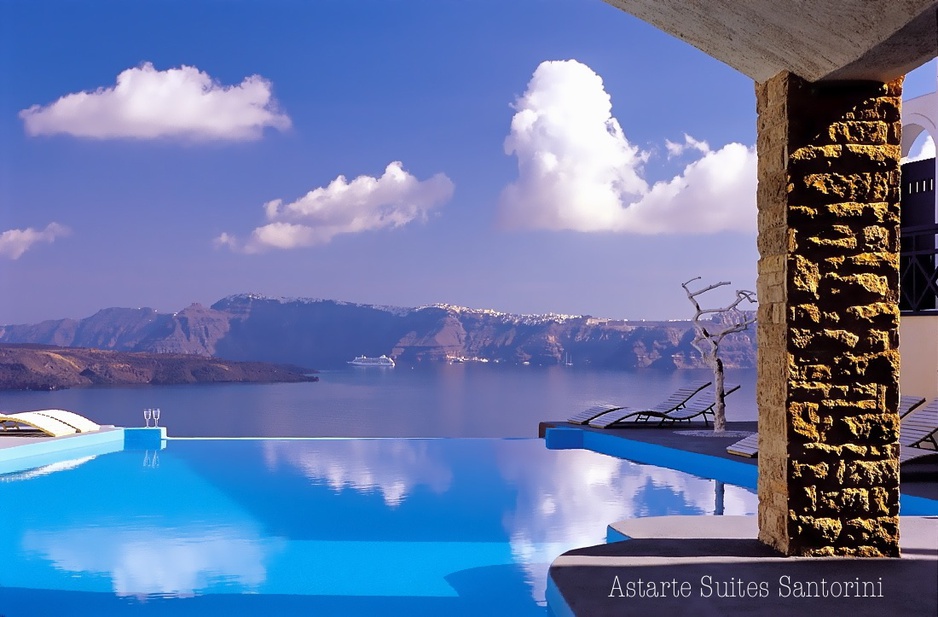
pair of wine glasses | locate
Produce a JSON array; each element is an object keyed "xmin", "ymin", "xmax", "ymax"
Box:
[{"xmin": 143, "ymin": 407, "xmax": 161, "ymax": 428}]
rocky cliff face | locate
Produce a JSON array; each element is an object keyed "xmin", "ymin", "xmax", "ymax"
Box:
[{"xmin": 0, "ymin": 294, "xmax": 757, "ymax": 369}]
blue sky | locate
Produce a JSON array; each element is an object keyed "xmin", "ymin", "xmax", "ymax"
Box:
[{"xmin": 1, "ymin": 0, "xmax": 935, "ymax": 325}]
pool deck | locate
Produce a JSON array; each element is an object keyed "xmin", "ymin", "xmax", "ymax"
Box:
[
  {"xmin": 547, "ymin": 514, "xmax": 938, "ymax": 617},
  {"xmin": 538, "ymin": 420, "xmax": 938, "ymax": 501},
  {"xmin": 0, "ymin": 426, "xmax": 126, "ymax": 470},
  {"xmin": 0, "ymin": 426, "xmax": 122, "ymax": 449},
  {"xmin": 0, "ymin": 426, "xmax": 166, "ymax": 475},
  {"xmin": 539, "ymin": 420, "xmax": 938, "ymax": 616}
]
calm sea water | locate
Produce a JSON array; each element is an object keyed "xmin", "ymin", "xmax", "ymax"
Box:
[{"xmin": 0, "ymin": 365, "xmax": 757, "ymax": 437}]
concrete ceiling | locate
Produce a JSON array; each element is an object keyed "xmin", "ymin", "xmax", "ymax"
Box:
[{"xmin": 603, "ymin": 0, "xmax": 938, "ymax": 83}]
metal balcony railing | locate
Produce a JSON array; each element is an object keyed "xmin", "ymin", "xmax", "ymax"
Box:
[{"xmin": 900, "ymin": 221, "xmax": 938, "ymax": 315}]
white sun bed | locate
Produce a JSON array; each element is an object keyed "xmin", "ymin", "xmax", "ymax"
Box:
[
  {"xmin": 33, "ymin": 409, "xmax": 101, "ymax": 433},
  {"xmin": 0, "ymin": 412, "xmax": 79, "ymax": 437}
]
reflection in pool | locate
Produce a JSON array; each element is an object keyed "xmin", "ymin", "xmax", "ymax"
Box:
[{"xmin": 0, "ymin": 438, "xmax": 757, "ymax": 615}]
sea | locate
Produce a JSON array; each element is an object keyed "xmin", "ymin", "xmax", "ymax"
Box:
[{"xmin": 0, "ymin": 364, "xmax": 758, "ymax": 438}]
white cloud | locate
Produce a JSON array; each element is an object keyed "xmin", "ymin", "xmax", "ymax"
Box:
[
  {"xmin": 500, "ymin": 60, "xmax": 756, "ymax": 234},
  {"xmin": 218, "ymin": 161, "xmax": 454, "ymax": 252},
  {"xmin": 905, "ymin": 134, "xmax": 936, "ymax": 162},
  {"xmin": 665, "ymin": 133, "xmax": 710, "ymax": 158},
  {"xmin": 261, "ymin": 439, "xmax": 452, "ymax": 507},
  {"xmin": 23, "ymin": 525, "xmax": 275, "ymax": 598},
  {"xmin": 20, "ymin": 62, "xmax": 291, "ymax": 141},
  {"xmin": 0, "ymin": 222, "xmax": 70, "ymax": 259},
  {"xmin": 622, "ymin": 141, "xmax": 756, "ymax": 234},
  {"xmin": 493, "ymin": 441, "xmax": 757, "ymax": 605}
]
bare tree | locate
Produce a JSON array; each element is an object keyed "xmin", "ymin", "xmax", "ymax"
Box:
[{"xmin": 681, "ymin": 277, "xmax": 757, "ymax": 433}]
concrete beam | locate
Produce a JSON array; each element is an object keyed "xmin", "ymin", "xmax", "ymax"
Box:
[{"xmin": 603, "ymin": 1, "xmax": 938, "ymax": 82}]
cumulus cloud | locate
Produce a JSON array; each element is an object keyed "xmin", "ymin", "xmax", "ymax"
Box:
[
  {"xmin": 904, "ymin": 134, "xmax": 935, "ymax": 163},
  {"xmin": 493, "ymin": 441, "xmax": 757, "ymax": 604},
  {"xmin": 217, "ymin": 161, "xmax": 454, "ymax": 252},
  {"xmin": 19, "ymin": 62, "xmax": 291, "ymax": 141},
  {"xmin": 0, "ymin": 222, "xmax": 70, "ymax": 259},
  {"xmin": 500, "ymin": 60, "xmax": 756, "ymax": 234},
  {"xmin": 665, "ymin": 134, "xmax": 710, "ymax": 158},
  {"xmin": 261, "ymin": 439, "xmax": 452, "ymax": 507},
  {"xmin": 24, "ymin": 525, "xmax": 274, "ymax": 598}
]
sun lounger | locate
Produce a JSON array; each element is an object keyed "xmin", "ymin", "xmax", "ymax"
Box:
[
  {"xmin": 661, "ymin": 384, "xmax": 741, "ymax": 426},
  {"xmin": 586, "ymin": 381, "xmax": 712, "ymax": 428},
  {"xmin": 725, "ymin": 395, "xmax": 934, "ymax": 459},
  {"xmin": 899, "ymin": 395, "xmax": 927, "ymax": 418},
  {"xmin": 897, "ymin": 399, "xmax": 938, "ymax": 466},
  {"xmin": 726, "ymin": 432, "xmax": 759, "ymax": 458},
  {"xmin": 33, "ymin": 409, "xmax": 100, "ymax": 433},
  {"xmin": 900, "ymin": 398, "xmax": 938, "ymax": 450},
  {"xmin": 567, "ymin": 403, "xmax": 627, "ymax": 425},
  {"xmin": 0, "ymin": 412, "xmax": 79, "ymax": 438},
  {"xmin": 899, "ymin": 444, "xmax": 938, "ymax": 466}
]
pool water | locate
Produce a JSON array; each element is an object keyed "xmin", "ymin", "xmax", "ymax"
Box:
[{"xmin": 0, "ymin": 438, "xmax": 757, "ymax": 616}]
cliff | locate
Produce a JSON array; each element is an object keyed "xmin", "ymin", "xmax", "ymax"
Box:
[
  {"xmin": 0, "ymin": 344, "xmax": 317, "ymax": 391},
  {"xmin": 0, "ymin": 294, "xmax": 757, "ymax": 370}
]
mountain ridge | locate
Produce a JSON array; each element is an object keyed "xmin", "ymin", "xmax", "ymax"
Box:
[{"xmin": 0, "ymin": 294, "xmax": 757, "ymax": 369}]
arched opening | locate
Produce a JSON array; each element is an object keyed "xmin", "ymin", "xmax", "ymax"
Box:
[
  {"xmin": 904, "ymin": 128, "xmax": 936, "ymax": 163},
  {"xmin": 900, "ymin": 123, "xmax": 938, "ymax": 313}
]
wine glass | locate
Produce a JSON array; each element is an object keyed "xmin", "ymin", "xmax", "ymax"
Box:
[
  {"xmin": 153, "ymin": 408, "xmax": 161, "ymax": 428},
  {"xmin": 143, "ymin": 408, "xmax": 152, "ymax": 428}
]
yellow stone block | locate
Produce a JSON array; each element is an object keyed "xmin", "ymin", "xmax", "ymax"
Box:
[
  {"xmin": 843, "ymin": 143, "xmax": 900, "ymax": 164},
  {"xmin": 827, "ymin": 121, "xmax": 888, "ymax": 145},
  {"xmin": 790, "ymin": 144, "xmax": 842, "ymax": 162}
]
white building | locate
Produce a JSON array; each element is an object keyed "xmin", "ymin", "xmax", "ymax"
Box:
[{"xmin": 900, "ymin": 66, "xmax": 938, "ymax": 399}]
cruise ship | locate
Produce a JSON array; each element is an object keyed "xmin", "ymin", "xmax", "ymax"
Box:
[{"xmin": 348, "ymin": 355, "xmax": 396, "ymax": 367}]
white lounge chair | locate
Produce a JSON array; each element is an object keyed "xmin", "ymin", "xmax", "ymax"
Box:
[
  {"xmin": 661, "ymin": 384, "xmax": 741, "ymax": 426},
  {"xmin": 567, "ymin": 381, "xmax": 710, "ymax": 428},
  {"xmin": 899, "ymin": 445, "xmax": 938, "ymax": 465},
  {"xmin": 726, "ymin": 432, "xmax": 759, "ymax": 457},
  {"xmin": 33, "ymin": 409, "xmax": 100, "ymax": 433},
  {"xmin": 0, "ymin": 412, "xmax": 78, "ymax": 437},
  {"xmin": 897, "ymin": 399, "xmax": 938, "ymax": 466},
  {"xmin": 583, "ymin": 381, "xmax": 713, "ymax": 428},
  {"xmin": 899, "ymin": 395, "xmax": 928, "ymax": 419},
  {"xmin": 900, "ymin": 398, "xmax": 938, "ymax": 449},
  {"xmin": 567, "ymin": 403, "xmax": 627, "ymax": 425}
]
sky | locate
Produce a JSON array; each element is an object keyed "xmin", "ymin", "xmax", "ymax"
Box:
[{"xmin": 1, "ymin": 0, "xmax": 936, "ymax": 325}]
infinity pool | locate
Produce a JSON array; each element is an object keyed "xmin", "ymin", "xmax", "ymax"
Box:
[{"xmin": 0, "ymin": 438, "xmax": 757, "ymax": 615}]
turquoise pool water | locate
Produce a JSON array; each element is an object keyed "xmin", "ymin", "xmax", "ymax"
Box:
[{"xmin": 0, "ymin": 438, "xmax": 757, "ymax": 615}]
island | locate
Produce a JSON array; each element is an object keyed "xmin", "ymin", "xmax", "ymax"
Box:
[{"xmin": 0, "ymin": 343, "xmax": 318, "ymax": 391}]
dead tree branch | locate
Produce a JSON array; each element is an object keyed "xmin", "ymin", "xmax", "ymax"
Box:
[{"xmin": 681, "ymin": 277, "xmax": 757, "ymax": 432}]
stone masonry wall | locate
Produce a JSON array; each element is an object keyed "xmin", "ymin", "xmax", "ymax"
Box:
[{"xmin": 756, "ymin": 72, "xmax": 902, "ymax": 557}]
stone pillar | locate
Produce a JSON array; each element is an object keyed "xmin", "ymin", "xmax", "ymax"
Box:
[{"xmin": 756, "ymin": 72, "xmax": 903, "ymax": 557}]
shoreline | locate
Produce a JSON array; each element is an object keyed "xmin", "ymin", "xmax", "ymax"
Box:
[{"xmin": 0, "ymin": 343, "xmax": 318, "ymax": 391}]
